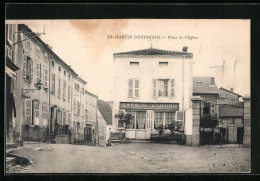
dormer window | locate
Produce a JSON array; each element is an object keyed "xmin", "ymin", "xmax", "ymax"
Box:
[
  {"xmin": 44, "ymin": 53, "xmax": 48, "ymax": 62},
  {"xmin": 51, "ymin": 59, "xmax": 55, "ymax": 67},
  {"xmin": 130, "ymin": 62, "xmax": 139, "ymax": 67}
]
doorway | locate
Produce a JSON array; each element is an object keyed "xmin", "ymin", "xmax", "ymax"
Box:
[{"xmin": 237, "ymin": 127, "xmax": 244, "ymax": 144}]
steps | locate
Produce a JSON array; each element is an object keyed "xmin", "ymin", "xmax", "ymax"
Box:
[{"xmin": 42, "ymin": 134, "xmax": 56, "ymax": 144}]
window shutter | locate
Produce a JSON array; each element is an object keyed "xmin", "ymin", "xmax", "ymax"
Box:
[
  {"xmin": 68, "ymin": 85, "xmax": 70, "ymax": 101},
  {"xmin": 210, "ymin": 103, "xmax": 215, "ymax": 115},
  {"xmin": 24, "ymin": 99, "xmax": 32, "ymax": 125},
  {"xmin": 35, "ymin": 63, "xmax": 40, "ymax": 83},
  {"xmin": 170, "ymin": 79, "xmax": 174, "ymax": 97},
  {"xmin": 74, "ymin": 100, "xmax": 76, "ymax": 114},
  {"xmin": 34, "ymin": 100, "xmax": 40, "ymax": 125},
  {"xmin": 135, "ymin": 79, "xmax": 139, "ymax": 97},
  {"xmin": 153, "ymin": 79, "xmax": 157, "ymax": 97},
  {"xmin": 23, "ymin": 54, "xmax": 27, "ymax": 77},
  {"xmin": 63, "ymin": 81, "xmax": 66, "ymax": 100},
  {"xmin": 128, "ymin": 79, "xmax": 133, "ymax": 97},
  {"xmin": 44, "ymin": 67, "xmax": 48, "ymax": 88},
  {"xmin": 26, "ymin": 57, "xmax": 31, "ymax": 78},
  {"xmin": 51, "ymin": 74, "xmax": 55, "ymax": 92},
  {"xmin": 31, "ymin": 59, "xmax": 34, "ymax": 82}
]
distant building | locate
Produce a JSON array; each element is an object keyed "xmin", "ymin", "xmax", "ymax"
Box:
[
  {"xmin": 112, "ymin": 47, "xmax": 193, "ymax": 141},
  {"xmin": 97, "ymin": 99, "xmax": 113, "ymax": 146}
]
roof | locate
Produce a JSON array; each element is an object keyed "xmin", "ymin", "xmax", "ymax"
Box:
[
  {"xmin": 85, "ymin": 90, "xmax": 98, "ymax": 98},
  {"xmin": 97, "ymin": 99, "xmax": 112, "ymax": 125},
  {"xmin": 114, "ymin": 47, "xmax": 193, "ymax": 58},
  {"xmin": 219, "ymin": 87, "xmax": 242, "ymax": 97},
  {"xmin": 219, "ymin": 105, "xmax": 243, "ymax": 117},
  {"xmin": 193, "ymin": 76, "xmax": 219, "ymax": 95}
]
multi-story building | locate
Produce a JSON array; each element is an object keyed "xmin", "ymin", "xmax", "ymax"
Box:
[
  {"xmin": 6, "ymin": 24, "xmax": 97, "ymax": 144},
  {"xmin": 112, "ymin": 47, "xmax": 194, "ymax": 141},
  {"xmin": 5, "ymin": 24, "xmax": 20, "ymax": 145}
]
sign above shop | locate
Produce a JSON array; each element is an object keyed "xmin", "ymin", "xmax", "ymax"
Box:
[{"xmin": 119, "ymin": 102, "xmax": 179, "ymax": 110}]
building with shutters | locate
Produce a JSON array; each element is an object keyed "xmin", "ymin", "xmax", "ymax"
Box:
[
  {"xmin": 112, "ymin": 47, "xmax": 194, "ymax": 141},
  {"xmin": 7, "ymin": 24, "xmax": 98, "ymax": 144},
  {"xmin": 5, "ymin": 24, "xmax": 20, "ymax": 145}
]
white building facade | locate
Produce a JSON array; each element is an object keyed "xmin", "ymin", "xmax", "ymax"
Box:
[{"xmin": 112, "ymin": 47, "xmax": 194, "ymax": 140}]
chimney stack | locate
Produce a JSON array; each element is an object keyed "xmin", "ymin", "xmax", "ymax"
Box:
[
  {"xmin": 182, "ymin": 46, "xmax": 188, "ymax": 52},
  {"xmin": 230, "ymin": 88, "xmax": 234, "ymax": 92}
]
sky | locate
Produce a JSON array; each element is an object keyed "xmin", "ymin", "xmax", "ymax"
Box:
[{"xmin": 7, "ymin": 19, "xmax": 250, "ymax": 101}]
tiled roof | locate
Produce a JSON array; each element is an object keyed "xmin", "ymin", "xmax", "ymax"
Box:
[
  {"xmin": 219, "ymin": 105, "xmax": 243, "ymax": 117},
  {"xmin": 193, "ymin": 76, "xmax": 219, "ymax": 94},
  {"xmin": 97, "ymin": 99, "xmax": 112, "ymax": 125},
  {"xmin": 114, "ymin": 48, "xmax": 193, "ymax": 58}
]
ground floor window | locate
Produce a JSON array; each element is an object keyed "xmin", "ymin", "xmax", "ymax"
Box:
[
  {"xmin": 154, "ymin": 112, "xmax": 175, "ymax": 129},
  {"xmin": 136, "ymin": 111, "xmax": 146, "ymax": 129},
  {"xmin": 126, "ymin": 111, "xmax": 135, "ymax": 129}
]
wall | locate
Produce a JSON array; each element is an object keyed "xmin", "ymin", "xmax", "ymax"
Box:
[{"xmin": 97, "ymin": 110, "xmax": 111, "ymax": 146}]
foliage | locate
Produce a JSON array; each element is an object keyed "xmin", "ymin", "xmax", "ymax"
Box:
[
  {"xmin": 167, "ymin": 121, "xmax": 180, "ymax": 139},
  {"xmin": 155, "ymin": 124, "xmax": 164, "ymax": 142},
  {"xmin": 114, "ymin": 112, "xmax": 134, "ymax": 135}
]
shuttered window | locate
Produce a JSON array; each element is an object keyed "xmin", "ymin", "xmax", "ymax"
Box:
[
  {"xmin": 42, "ymin": 102, "xmax": 48, "ymax": 119},
  {"xmin": 170, "ymin": 79, "xmax": 174, "ymax": 97},
  {"xmin": 74, "ymin": 100, "xmax": 77, "ymax": 115},
  {"xmin": 77, "ymin": 101, "xmax": 80, "ymax": 115},
  {"xmin": 24, "ymin": 99, "xmax": 32, "ymax": 125},
  {"xmin": 135, "ymin": 79, "xmax": 139, "ymax": 97},
  {"xmin": 153, "ymin": 79, "xmax": 157, "ymax": 97},
  {"xmin": 43, "ymin": 66, "xmax": 48, "ymax": 88},
  {"xmin": 33, "ymin": 100, "xmax": 40, "ymax": 126},
  {"xmin": 128, "ymin": 79, "xmax": 133, "ymax": 97},
  {"xmin": 23, "ymin": 54, "xmax": 27, "ymax": 77},
  {"xmin": 51, "ymin": 74, "xmax": 55, "ymax": 93},
  {"xmin": 8, "ymin": 24, "xmax": 13, "ymax": 43},
  {"xmin": 68, "ymin": 85, "xmax": 71, "ymax": 101},
  {"xmin": 63, "ymin": 80, "xmax": 66, "ymax": 100},
  {"xmin": 210, "ymin": 103, "xmax": 215, "ymax": 115},
  {"xmin": 58, "ymin": 77, "xmax": 61, "ymax": 97},
  {"xmin": 35, "ymin": 63, "xmax": 41, "ymax": 83}
]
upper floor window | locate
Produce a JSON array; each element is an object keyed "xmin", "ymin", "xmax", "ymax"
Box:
[
  {"xmin": 23, "ymin": 53, "xmax": 33, "ymax": 82},
  {"xmin": 64, "ymin": 70, "xmax": 66, "ymax": 77},
  {"xmin": 68, "ymin": 74, "xmax": 71, "ymax": 80},
  {"xmin": 26, "ymin": 40, "xmax": 32, "ymax": 50},
  {"xmin": 128, "ymin": 79, "xmax": 139, "ymax": 98},
  {"xmin": 59, "ymin": 66, "xmax": 61, "ymax": 72},
  {"xmin": 130, "ymin": 62, "xmax": 139, "ymax": 67},
  {"xmin": 35, "ymin": 45, "xmax": 41, "ymax": 57},
  {"xmin": 159, "ymin": 62, "xmax": 168, "ymax": 67},
  {"xmin": 51, "ymin": 60, "xmax": 55, "ymax": 67},
  {"xmin": 153, "ymin": 79, "xmax": 174, "ymax": 98}
]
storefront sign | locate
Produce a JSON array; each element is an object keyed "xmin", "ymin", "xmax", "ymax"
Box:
[{"xmin": 119, "ymin": 102, "xmax": 179, "ymax": 110}]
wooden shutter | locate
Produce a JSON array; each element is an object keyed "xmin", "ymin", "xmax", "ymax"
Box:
[
  {"xmin": 170, "ymin": 79, "xmax": 174, "ymax": 97},
  {"xmin": 63, "ymin": 81, "xmax": 66, "ymax": 100},
  {"xmin": 35, "ymin": 63, "xmax": 40, "ymax": 83},
  {"xmin": 31, "ymin": 59, "xmax": 34, "ymax": 82},
  {"xmin": 26, "ymin": 57, "xmax": 31, "ymax": 78},
  {"xmin": 51, "ymin": 74, "xmax": 55, "ymax": 92},
  {"xmin": 128, "ymin": 79, "xmax": 133, "ymax": 97},
  {"xmin": 68, "ymin": 85, "xmax": 70, "ymax": 101},
  {"xmin": 24, "ymin": 99, "xmax": 32, "ymax": 125},
  {"xmin": 74, "ymin": 100, "xmax": 76, "ymax": 114},
  {"xmin": 34, "ymin": 100, "xmax": 40, "ymax": 125},
  {"xmin": 23, "ymin": 54, "xmax": 27, "ymax": 77},
  {"xmin": 153, "ymin": 79, "xmax": 156, "ymax": 97},
  {"xmin": 58, "ymin": 77, "xmax": 61, "ymax": 96},
  {"xmin": 210, "ymin": 103, "xmax": 215, "ymax": 115},
  {"xmin": 44, "ymin": 67, "xmax": 48, "ymax": 88},
  {"xmin": 135, "ymin": 79, "xmax": 139, "ymax": 97}
]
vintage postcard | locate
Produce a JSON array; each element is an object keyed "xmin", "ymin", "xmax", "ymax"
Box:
[{"xmin": 5, "ymin": 19, "xmax": 250, "ymax": 173}]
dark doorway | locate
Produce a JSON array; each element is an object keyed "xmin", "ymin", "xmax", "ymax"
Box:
[
  {"xmin": 84, "ymin": 125, "xmax": 92, "ymax": 142},
  {"xmin": 237, "ymin": 127, "xmax": 244, "ymax": 144},
  {"xmin": 220, "ymin": 128, "xmax": 227, "ymax": 144}
]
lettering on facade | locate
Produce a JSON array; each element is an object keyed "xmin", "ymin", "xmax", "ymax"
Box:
[{"xmin": 119, "ymin": 102, "xmax": 179, "ymax": 110}]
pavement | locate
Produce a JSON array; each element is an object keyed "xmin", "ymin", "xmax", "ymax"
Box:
[{"xmin": 5, "ymin": 142, "xmax": 251, "ymax": 173}]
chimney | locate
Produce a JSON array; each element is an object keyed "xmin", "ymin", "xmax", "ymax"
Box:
[
  {"xmin": 182, "ymin": 46, "xmax": 188, "ymax": 52},
  {"xmin": 230, "ymin": 88, "xmax": 234, "ymax": 92}
]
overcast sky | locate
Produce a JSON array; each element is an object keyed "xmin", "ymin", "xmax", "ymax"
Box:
[{"xmin": 7, "ymin": 19, "xmax": 250, "ymax": 101}]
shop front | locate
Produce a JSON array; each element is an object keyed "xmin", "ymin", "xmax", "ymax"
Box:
[{"xmin": 118, "ymin": 102, "xmax": 180, "ymax": 139}]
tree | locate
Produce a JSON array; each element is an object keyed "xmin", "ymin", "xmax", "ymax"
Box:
[
  {"xmin": 115, "ymin": 112, "xmax": 134, "ymax": 138},
  {"xmin": 167, "ymin": 121, "xmax": 180, "ymax": 140},
  {"xmin": 155, "ymin": 124, "xmax": 164, "ymax": 142}
]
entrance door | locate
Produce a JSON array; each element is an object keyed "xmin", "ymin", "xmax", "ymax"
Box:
[
  {"xmin": 84, "ymin": 125, "xmax": 92, "ymax": 142},
  {"xmin": 237, "ymin": 127, "xmax": 244, "ymax": 144}
]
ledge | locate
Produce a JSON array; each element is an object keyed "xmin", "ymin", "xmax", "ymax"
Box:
[{"xmin": 191, "ymin": 96, "xmax": 202, "ymax": 101}]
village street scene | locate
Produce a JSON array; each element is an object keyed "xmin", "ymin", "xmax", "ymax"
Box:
[{"xmin": 5, "ymin": 20, "xmax": 250, "ymax": 173}]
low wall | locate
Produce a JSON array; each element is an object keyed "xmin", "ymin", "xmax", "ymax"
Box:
[{"xmin": 22, "ymin": 125, "xmax": 48, "ymax": 142}]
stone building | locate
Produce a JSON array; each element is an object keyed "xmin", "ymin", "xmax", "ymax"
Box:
[
  {"xmin": 6, "ymin": 24, "xmax": 98, "ymax": 144},
  {"xmin": 5, "ymin": 24, "xmax": 20, "ymax": 145},
  {"xmin": 97, "ymin": 99, "xmax": 113, "ymax": 146},
  {"xmin": 112, "ymin": 47, "xmax": 194, "ymax": 143}
]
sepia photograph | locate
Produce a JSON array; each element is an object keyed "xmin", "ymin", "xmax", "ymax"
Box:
[{"xmin": 5, "ymin": 19, "xmax": 250, "ymax": 174}]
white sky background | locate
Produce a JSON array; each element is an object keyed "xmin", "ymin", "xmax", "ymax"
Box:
[{"xmin": 7, "ymin": 19, "xmax": 250, "ymax": 101}]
